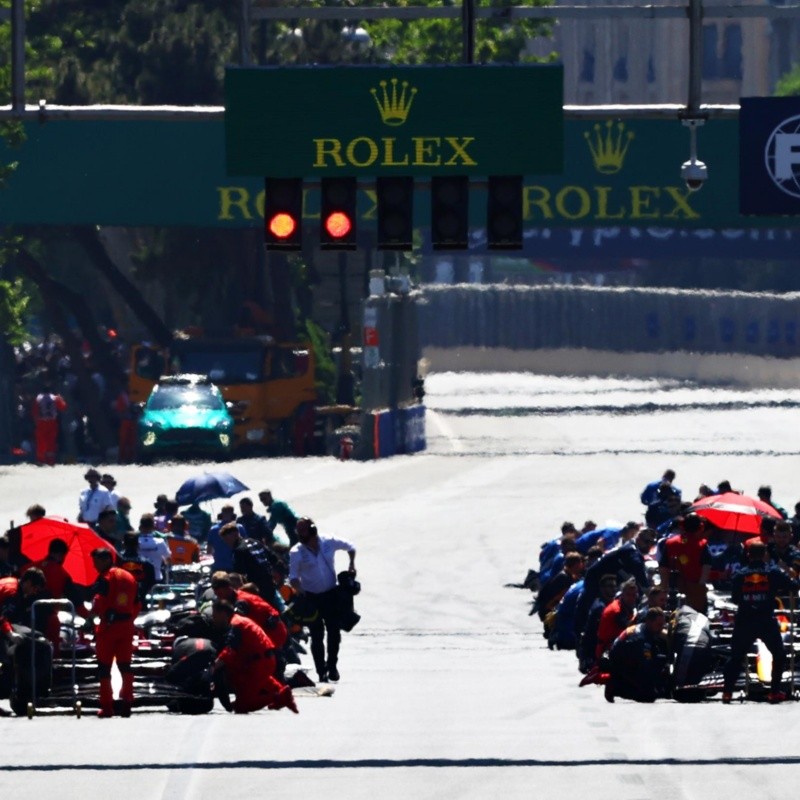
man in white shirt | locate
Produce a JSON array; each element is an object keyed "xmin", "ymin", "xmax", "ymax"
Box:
[
  {"xmin": 100, "ymin": 474, "xmax": 120, "ymax": 510},
  {"xmin": 136, "ymin": 513, "xmax": 171, "ymax": 583},
  {"xmin": 289, "ymin": 518, "xmax": 356, "ymax": 683},
  {"xmin": 79, "ymin": 468, "xmax": 114, "ymax": 525}
]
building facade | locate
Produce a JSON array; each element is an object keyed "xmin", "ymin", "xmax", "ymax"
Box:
[{"xmin": 526, "ymin": 0, "xmax": 780, "ymax": 105}]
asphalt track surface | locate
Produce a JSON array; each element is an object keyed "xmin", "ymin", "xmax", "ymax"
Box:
[{"xmin": 2, "ymin": 372, "xmax": 800, "ymax": 799}]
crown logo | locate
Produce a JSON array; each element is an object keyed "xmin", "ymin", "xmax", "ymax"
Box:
[
  {"xmin": 584, "ymin": 121, "xmax": 635, "ymax": 174},
  {"xmin": 370, "ymin": 78, "xmax": 418, "ymax": 126}
]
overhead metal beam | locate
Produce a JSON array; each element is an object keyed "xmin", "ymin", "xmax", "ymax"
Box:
[
  {"xmin": 248, "ymin": 3, "xmax": 800, "ymax": 21},
  {"xmin": 0, "ymin": 102, "xmax": 740, "ymax": 122}
]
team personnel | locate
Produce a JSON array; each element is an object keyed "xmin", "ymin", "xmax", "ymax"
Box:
[
  {"xmin": 658, "ymin": 513, "xmax": 708, "ymax": 612},
  {"xmin": 79, "ymin": 468, "xmax": 114, "ymax": 525},
  {"xmin": 722, "ymin": 541, "xmax": 798, "ymax": 704},
  {"xmin": 289, "ymin": 518, "xmax": 356, "ymax": 683},
  {"xmin": 137, "ymin": 513, "xmax": 171, "ymax": 583},
  {"xmin": 210, "ymin": 600, "xmax": 298, "ymax": 714},
  {"xmin": 33, "ymin": 538, "xmax": 77, "ymax": 651},
  {"xmin": 574, "ymin": 528, "xmax": 655, "ymax": 636},
  {"xmin": 207, "ymin": 506, "xmax": 244, "ymax": 573},
  {"xmin": 211, "ymin": 572, "xmax": 288, "ymax": 649},
  {"xmin": 237, "ymin": 498, "xmax": 270, "ymax": 542},
  {"xmin": 89, "ymin": 548, "xmax": 140, "ymax": 718},
  {"xmin": 94, "ymin": 507, "xmax": 124, "ymax": 549},
  {"xmin": 117, "ymin": 532, "xmax": 157, "ymax": 602},
  {"xmin": 606, "ymin": 608, "xmax": 669, "ymax": 703},
  {"xmin": 32, "ymin": 387, "xmax": 67, "ymax": 465},
  {"xmin": 595, "ymin": 578, "xmax": 639, "ymax": 661},
  {"xmin": 223, "ymin": 523, "xmax": 279, "ymax": 602},
  {"xmin": 767, "ymin": 521, "xmax": 800, "ymax": 576},
  {"xmin": 166, "ymin": 515, "xmax": 200, "ymax": 565},
  {"xmin": 0, "ymin": 568, "xmax": 51, "ymax": 637},
  {"xmin": 260, "ymin": 490, "xmax": 299, "ymax": 547}
]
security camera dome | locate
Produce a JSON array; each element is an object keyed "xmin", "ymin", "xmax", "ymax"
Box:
[{"xmin": 680, "ymin": 159, "xmax": 708, "ymax": 192}]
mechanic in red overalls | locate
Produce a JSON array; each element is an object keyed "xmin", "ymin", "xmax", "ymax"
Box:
[
  {"xmin": 210, "ymin": 600, "xmax": 297, "ymax": 714},
  {"xmin": 0, "ymin": 575, "xmax": 19, "ymax": 636},
  {"xmin": 658, "ymin": 512, "xmax": 708, "ymax": 613},
  {"xmin": 90, "ymin": 548, "xmax": 140, "ymax": 718},
  {"xmin": 211, "ymin": 572, "xmax": 288, "ymax": 648},
  {"xmin": 33, "ymin": 538, "xmax": 74, "ymax": 654},
  {"xmin": 31, "ymin": 388, "xmax": 66, "ymax": 466}
]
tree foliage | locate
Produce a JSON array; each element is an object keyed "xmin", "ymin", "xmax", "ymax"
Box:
[
  {"xmin": 776, "ymin": 65, "xmax": 800, "ymax": 97},
  {"xmin": 0, "ymin": 277, "xmax": 29, "ymax": 344},
  {"xmin": 14, "ymin": 0, "xmax": 554, "ymax": 107}
]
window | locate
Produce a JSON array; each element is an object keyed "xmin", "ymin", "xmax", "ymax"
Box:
[
  {"xmin": 579, "ymin": 48, "xmax": 596, "ymax": 83},
  {"xmin": 613, "ymin": 56, "xmax": 629, "ymax": 82},
  {"xmin": 702, "ymin": 24, "xmax": 719, "ymax": 79},
  {"xmin": 722, "ymin": 24, "xmax": 742, "ymax": 79}
]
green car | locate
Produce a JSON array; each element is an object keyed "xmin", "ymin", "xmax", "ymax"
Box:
[{"xmin": 137, "ymin": 374, "xmax": 234, "ymax": 461}]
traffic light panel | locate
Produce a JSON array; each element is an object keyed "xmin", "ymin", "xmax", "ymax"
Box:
[
  {"xmin": 264, "ymin": 178, "xmax": 303, "ymax": 250},
  {"xmin": 377, "ymin": 176, "xmax": 414, "ymax": 251},
  {"xmin": 487, "ymin": 175, "xmax": 523, "ymax": 250},
  {"xmin": 431, "ymin": 176, "xmax": 469, "ymax": 250},
  {"xmin": 321, "ymin": 177, "xmax": 357, "ymax": 250}
]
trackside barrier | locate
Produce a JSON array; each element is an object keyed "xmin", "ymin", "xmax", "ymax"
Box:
[
  {"xmin": 417, "ymin": 284, "xmax": 800, "ymax": 359},
  {"xmin": 356, "ymin": 405, "xmax": 426, "ymax": 460},
  {"xmin": 359, "ymin": 273, "xmax": 426, "ymax": 460}
]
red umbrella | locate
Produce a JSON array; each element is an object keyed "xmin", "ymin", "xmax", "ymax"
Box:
[
  {"xmin": 689, "ymin": 492, "xmax": 782, "ymax": 536},
  {"xmin": 15, "ymin": 516, "xmax": 115, "ymax": 587}
]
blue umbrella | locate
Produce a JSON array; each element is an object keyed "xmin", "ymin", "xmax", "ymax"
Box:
[{"xmin": 176, "ymin": 471, "xmax": 250, "ymax": 505}]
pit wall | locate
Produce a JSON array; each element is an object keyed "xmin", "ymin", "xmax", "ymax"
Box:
[{"xmin": 418, "ymin": 285, "xmax": 800, "ymax": 387}]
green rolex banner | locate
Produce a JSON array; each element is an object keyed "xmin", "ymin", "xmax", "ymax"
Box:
[{"xmin": 224, "ymin": 65, "xmax": 564, "ymax": 178}]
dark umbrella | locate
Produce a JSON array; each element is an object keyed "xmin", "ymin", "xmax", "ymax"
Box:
[
  {"xmin": 176, "ymin": 471, "xmax": 249, "ymax": 505},
  {"xmin": 15, "ymin": 516, "xmax": 115, "ymax": 587},
  {"xmin": 689, "ymin": 492, "xmax": 782, "ymax": 536}
]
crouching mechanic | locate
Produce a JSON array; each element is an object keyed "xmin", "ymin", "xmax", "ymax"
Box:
[
  {"xmin": 211, "ymin": 573, "xmax": 287, "ymax": 647},
  {"xmin": 210, "ymin": 600, "xmax": 298, "ymax": 714},
  {"xmin": 90, "ymin": 548, "xmax": 140, "ymax": 718},
  {"xmin": 605, "ymin": 607, "xmax": 669, "ymax": 703}
]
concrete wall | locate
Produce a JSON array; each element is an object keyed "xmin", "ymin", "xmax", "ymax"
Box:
[
  {"xmin": 418, "ymin": 284, "xmax": 800, "ymax": 387},
  {"xmin": 422, "ymin": 346, "xmax": 800, "ymax": 388}
]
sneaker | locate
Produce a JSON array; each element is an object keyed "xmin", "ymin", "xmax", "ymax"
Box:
[
  {"xmin": 282, "ymin": 689, "xmax": 299, "ymax": 715},
  {"xmin": 119, "ymin": 702, "xmax": 132, "ymax": 718},
  {"xmin": 317, "ymin": 670, "xmax": 328, "ymax": 684},
  {"xmin": 579, "ymin": 667, "xmax": 599, "ymax": 688},
  {"xmin": 721, "ymin": 692, "xmax": 732, "ymax": 705},
  {"xmin": 768, "ymin": 691, "xmax": 787, "ymax": 704},
  {"xmin": 327, "ymin": 666, "xmax": 340, "ymax": 682},
  {"xmin": 96, "ymin": 708, "xmax": 114, "ymax": 719},
  {"xmin": 604, "ymin": 683, "xmax": 615, "ymax": 704}
]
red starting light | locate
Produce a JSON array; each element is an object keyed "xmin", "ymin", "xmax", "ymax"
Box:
[
  {"xmin": 268, "ymin": 212, "xmax": 297, "ymax": 240},
  {"xmin": 324, "ymin": 211, "xmax": 353, "ymax": 240},
  {"xmin": 320, "ymin": 177, "xmax": 357, "ymax": 250},
  {"xmin": 264, "ymin": 178, "xmax": 303, "ymax": 250}
]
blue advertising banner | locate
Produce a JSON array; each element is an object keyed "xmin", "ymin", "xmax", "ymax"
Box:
[{"xmin": 740, "ymin": 96, "xmax": 800, "ymax": 215}]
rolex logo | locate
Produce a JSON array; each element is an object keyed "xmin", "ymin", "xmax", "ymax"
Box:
[
  {"xmin": 370, "ymin": 78, "xmax": 418, "ymax": 126},
  {"xmin": 584, "ymin": 121, "xmax": 634, "ymax": 174}
]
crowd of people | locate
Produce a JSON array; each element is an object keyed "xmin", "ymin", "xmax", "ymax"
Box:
[
  {"xmin": 0, "ymin": 470, "xmax": 359, "ymax": 717},
  {"xmin": 529, "ymin": 469, "xmax": 800, "ymax": 703},
  {"xmin": 12, "ymin": 332, "xmax": 133, "ymax": 465}
]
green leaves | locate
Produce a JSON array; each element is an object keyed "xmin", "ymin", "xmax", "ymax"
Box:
[
  {"xmin": 1, "ymin": 0, "xmax": 555, "ymax": 105},
  {"xmin": 0, "ymin": 277, "xmax": 29, "ymax": 345},
  {"xmin": 776, "ymin": 65, "xmax": 800, "ymax": 97}
]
